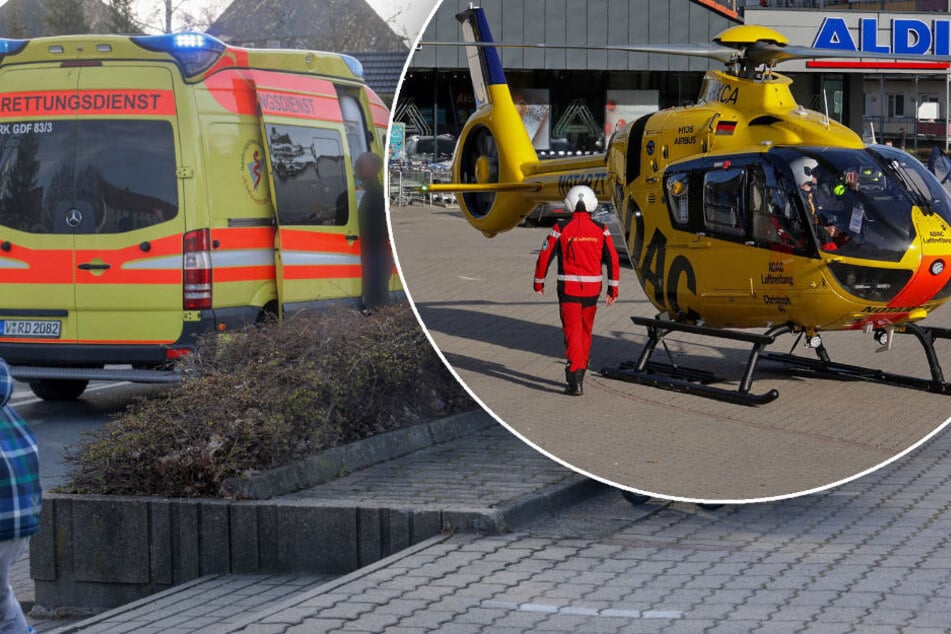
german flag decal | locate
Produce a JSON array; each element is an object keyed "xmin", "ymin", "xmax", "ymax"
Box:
[{"xmin": 716, "ymin": 121, "xmax": 737, "ymax": 136}]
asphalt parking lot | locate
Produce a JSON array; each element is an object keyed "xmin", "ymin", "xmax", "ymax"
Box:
[{"xmin": 389, "ymin": 204, "xmax": 951, "ymax": 501}]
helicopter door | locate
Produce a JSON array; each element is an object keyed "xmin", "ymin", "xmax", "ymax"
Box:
[
  {"xmin": 747, "ymin": 163, "xmax": 812, "ymax": 257},
  {"xmin": 694, "ymin": 166, "xmax": 759, "ymax": 312}
]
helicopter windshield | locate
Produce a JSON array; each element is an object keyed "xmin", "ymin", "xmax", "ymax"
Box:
[{"xmin": 767, "ymin": 146, "xmax": 948, "ymax": 263}]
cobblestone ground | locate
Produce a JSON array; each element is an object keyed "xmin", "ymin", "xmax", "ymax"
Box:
[
  {"xmin": 390, "ymin": 204, "xmax": 951, "ymax": 500},
  {"xmin": 46, "ymin": 575, "xmax": 335, "ymax": 634},
  {"xmin": 276, "ymin": 424, "xmax": 584, "ymax": 511},
  {"xmin": 216, "ymin": 424, "xmax": 951, "ymax": 634}
]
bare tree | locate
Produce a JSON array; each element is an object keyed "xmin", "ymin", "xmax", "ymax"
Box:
[
  {"xmin": 321, "ymin": 0, "xmax": 386, "ymax": 51},
  {"xmin": 176, "ymin": 0, "xmax": 231, "ymax": 31},
  {"xmin": 108, "ymin": 0, "xmax": 139, "ymax": 34},
  {"xmin": 380, "ymin": 3, "xmax": 412, "ymax": 48},
  {"xmin": 133, "ymin": 0, "xmax": 229, "ymax": 33},
  {"xmin": 45, "ymin": 0, "xmax": 91, "ymax": 35},
  {"xmin": 4, "ymin": 4, "xmax": 30, "ymax": 38}
]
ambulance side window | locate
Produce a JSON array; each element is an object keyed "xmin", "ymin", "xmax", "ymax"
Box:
[
  {"xmin": 267, "ymin": 125, "xmax": 350, "ymax": 227},
  {"xmin": 339, "ymin": 94, "xmax": 371, "ymax": 207},
  {"xmin": 339, "ymin": 95, "xmax": 369, "ymax": 161}
]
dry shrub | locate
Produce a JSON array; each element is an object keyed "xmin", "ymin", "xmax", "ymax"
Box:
[{"xmin": 62, "ymin": 303, "xmax": 473, "ymax": 497}]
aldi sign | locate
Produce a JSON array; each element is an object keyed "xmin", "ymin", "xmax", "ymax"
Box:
[{"xmin": 813, "ymin": 16, "xmax": 951, "ymax": 55}]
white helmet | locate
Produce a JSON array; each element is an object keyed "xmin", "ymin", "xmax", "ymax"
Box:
[
  {"xmin": 564, "ymin": 185, "xmax": 598, "ymax": 213},
  {"xmin": 792, "ymin": 157, "xmax": 819, "ymax": 187}
]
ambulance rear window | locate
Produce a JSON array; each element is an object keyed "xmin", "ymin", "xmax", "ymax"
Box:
[
  {"xmin": 266, "ymin": 124, "xmax": 350, "ymax": 227},
  {"xmin": 0, "ymin": 119, "xmax": 178, "ymax": 234}
]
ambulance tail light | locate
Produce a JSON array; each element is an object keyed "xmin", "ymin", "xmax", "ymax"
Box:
[
  {"xmin": 132, "ymin": 32, "xmax": 226, "ymax": 77},
  {"xmin": 183, "ymin": 229, "xmax": 213, "ymax": 310}
]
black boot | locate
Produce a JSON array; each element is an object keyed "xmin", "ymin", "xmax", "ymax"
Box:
[
  {"xmin": 564, "ymin": 368, "xmax": 583, "ymax": 396},
  {"xmin": 575, "ymin": 369, "xmax": 585, "ymax": 395}
]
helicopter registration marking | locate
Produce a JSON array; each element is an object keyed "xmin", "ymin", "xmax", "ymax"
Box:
[
  {"xmin": 557, "ymin": 173, "xmax": 608, "ymax": 197},
  {"xmin": 701, "ymin": 79, "xmax": 739, "ymax": 105}
]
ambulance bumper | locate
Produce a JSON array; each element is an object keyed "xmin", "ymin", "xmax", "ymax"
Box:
[{"xmin": 0, "ymin": 307, "xmax": 261, "ymax": 369}]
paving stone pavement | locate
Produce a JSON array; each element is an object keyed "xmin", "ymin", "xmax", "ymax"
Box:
[
  {"xmin": 275, "ymin": 422, "xmax": 586, "ymax": 514},
  {"xmin": 28, "ymin": 401, "xmax": 951, "ymax": 633},
  {"xmin": 390, "ymin": 204, "xmax": 951, "ymax": 500},
  {"xmin": 200, "ymin": 417, "xmax": 951, "ymax": 634},
  {"xmin": 37, "ymin": 417, "xmax": 594, "ymax": 633},
  {"xmin": 47, "ymin": 574, "xmax": 335, "ymax": 634}
]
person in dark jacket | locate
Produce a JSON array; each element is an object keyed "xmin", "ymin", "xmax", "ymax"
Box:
[
  {"xmin": 356, "ymin": 152, "xmax": 391, "ymax": 313},
  {"xmin": 0, "ymin": 358, "xmax": 41, "ymax": 633},
  {"xmin": 534, "ymin": 185, "xmax": 620, "ymax": 395}
]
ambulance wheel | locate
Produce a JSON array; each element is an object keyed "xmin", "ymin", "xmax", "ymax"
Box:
[
  {"xmin": 621, "ymin": 490, "xmax": 651, "ymax": 506},
  {"xmin": 29, "ymin": 379, "xmax": 88, "ymax": 401}
]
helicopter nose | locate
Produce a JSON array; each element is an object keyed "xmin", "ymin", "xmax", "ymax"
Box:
[
  {"xmin": 882, "ymin": 208, "xmax": 951, "ymax": 310},
  {"xmin": 889, "ymin": 255, "xmax": 950, "ymax": 309}
]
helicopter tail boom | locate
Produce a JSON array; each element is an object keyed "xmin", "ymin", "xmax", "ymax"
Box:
[{"xmin": 436, "ymin": 8, "xmax": 615, "ymax": 237}]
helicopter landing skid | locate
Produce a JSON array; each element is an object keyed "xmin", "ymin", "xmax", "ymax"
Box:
[
  {"xmin": 600, "ymin": 316, "xmax": 790, "ymax": 406},
  {"xmin": 760, "ymin": 323, "xmax": 951, "ymax": 396}
]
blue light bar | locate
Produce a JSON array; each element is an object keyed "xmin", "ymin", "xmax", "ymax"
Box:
[
  {"xmin": 0, "ymin": 39, "xmax": 28, "ymax": 57},
  {"xmin": 132, "ymin": 32, "xmax": 227, "ymax": 77},
  {"xmin": 173, "ymin": 33, "xmax": 208, "ymax": 49},
  {"xmin": 339, "ymin": 54, "xmax": 364, "ymax": 79}
]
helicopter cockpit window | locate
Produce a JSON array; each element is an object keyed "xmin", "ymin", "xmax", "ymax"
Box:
[
  {"xmin": 768, "ymin": 147, "xmax": 920, "ymax": 263},
  {"xmin": 868, "ymin": 144, "xmax": 951, "ymax": 225},
  {"xmin": 703, "ymin": 168, "xmax": 746, "ymax": 239},
  {"xmin": 665, "ymin": 174, "xmax": 689, "ymax": 226},
  {"xmin": 748, "ymin": 163, "xmax": 811, "ymax": 255}
]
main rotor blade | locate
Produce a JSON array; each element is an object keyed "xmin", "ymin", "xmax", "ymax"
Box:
[
  {"xmin": 419, "ymin": 40, "xmax": 738, "ymax": 64},
  {"xmin": 747, "ymin": 41, "xmax": 951, "ymax": 67}
]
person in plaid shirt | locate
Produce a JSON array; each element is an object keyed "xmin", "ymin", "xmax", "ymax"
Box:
[{"xmin": 0, "ymin": 358, "xmax": 41, "ymax": 633}]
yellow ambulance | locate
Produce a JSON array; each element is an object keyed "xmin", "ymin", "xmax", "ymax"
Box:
[{"xmin": 0, "ymin": 32, "xmax": 398, "ymax": 400}]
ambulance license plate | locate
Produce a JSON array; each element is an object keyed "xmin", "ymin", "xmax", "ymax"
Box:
[{"xmin": 0, "ymin": 320, "xmax": 62, "ymax": 339}]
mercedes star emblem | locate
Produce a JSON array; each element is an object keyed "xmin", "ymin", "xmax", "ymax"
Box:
[{"xmin": 65, "ymin": 208, "xmax": 83, "ymax": 228}]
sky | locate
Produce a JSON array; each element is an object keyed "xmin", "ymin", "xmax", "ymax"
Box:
[{"xmin": 133, "ymin": 0, "xmax": 438, "ymax": 41}]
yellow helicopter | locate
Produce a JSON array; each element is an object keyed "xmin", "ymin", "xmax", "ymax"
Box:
[{"xmin": 421, "ymin": 6, "xmax": 951, "ymax": 405}]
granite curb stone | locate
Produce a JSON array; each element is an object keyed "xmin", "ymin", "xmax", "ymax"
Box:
[
  {"xmin": 221, "ymin": 410, "xmax": 493, "ymax": 499},
  {"xmin": 31, "ymin": 413, "xmax": 592, "ymax": 616}
]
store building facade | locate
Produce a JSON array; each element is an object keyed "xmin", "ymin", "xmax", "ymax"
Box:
[
  {"xmin": 401, "ymin": 0, "xmax": 740, "ymax": 154},
  {"xmin": 401, "ymin": 0, "xmax": 951, "ymax": 155},
  {"xmin": 746, "ymin": 7, "xmax": 951, "ymax": 149}
]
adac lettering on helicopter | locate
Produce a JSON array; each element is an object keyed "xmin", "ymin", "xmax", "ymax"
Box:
[
  {"xmin": 557, "ymin": 172, "xmax": 608, "ymax": 197},
  {"xmin": 761, "ymin": 261, "xmax": 794, "ymax": 287},
  {"xmin": 923, "ymin": 231, "xmax": 951, "ymax": 246},
  {"xmin": 813, "ymin": 16, "xmax": 951, "ymax": 56},
  {"xmin": 631, "ymin": 214, "xmax": 697, "ymax": 316},
  {"xmin": 701, "ymin": 79, "xmax": 739, "ymax": 106}
]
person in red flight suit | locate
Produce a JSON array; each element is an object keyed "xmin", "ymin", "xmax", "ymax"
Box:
[{"xmin": 534, "ymin": 185, "xmax": 620, "ymax": 396}]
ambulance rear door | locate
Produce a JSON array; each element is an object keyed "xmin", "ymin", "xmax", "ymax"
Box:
[
  {"xmin": 70, "ymin": 66, "xmax": 185, "ymax": 347},
  {"xmin": 254, "ymin": 76, "xmax": 362, "ymax": 315},
  {"xmin": 0, "ymin": 66, "xmax": 81, "ymax": 348}
]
